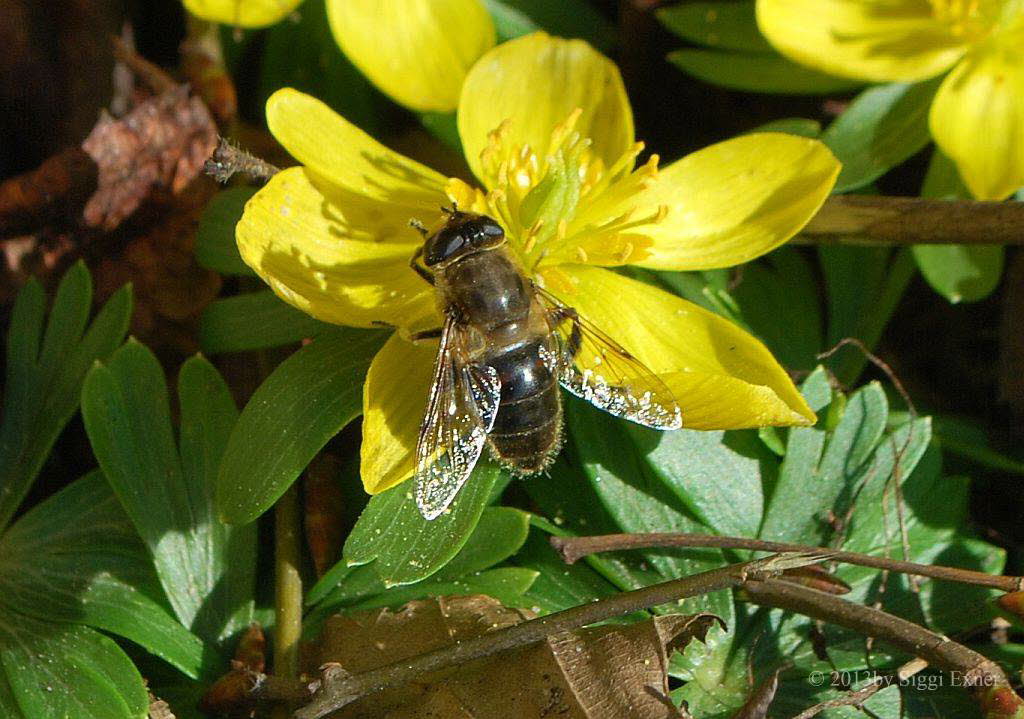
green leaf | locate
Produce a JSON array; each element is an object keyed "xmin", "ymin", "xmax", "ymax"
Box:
[
  {"xmin": 513, "ymin": 529, "xmax": 620, "ymax": 615},
  {"xmin": 822, "ymin": 79, "xmax": 939, "ymax": 193},
  {"xmin": 0, "ymin": 620, "xmax": 147, "ymax": 719},
  {"xmin": 348, "ymin": 567, "xmax": 538, "ymax": 611},
  {"xmin": 343, "ymin": 461, "xmax": 501, "ymax": 586},
  {"xmin": 730, "ymin": 247, "xmax": 823, "ymax": 371},
  {"xmin": 194, "ymin": 187, "xmax": 257, "ymax": 277},
  {"xmin": 0, "ymin": 473, "xmax": 208, "ymax": 679},
  {"xmin": 309, "ymin": 505, "xmax": 529, "ymax": 606},
  {"xmin": 761, "ymin": 378, "xmax": 892, "ymax": 545},
  {"xmin": 419, "ymin": 112, "xmax": 462, "ymax": 154},
  {"xmin": 177, "ymin": 357, "xmax": 257, "ymax": 641},
  {"xmin": 632, "ymin": 427, "xmax": 768, "ymax": 538},
  {"xmin": 561, "ymin": 398, "xmax": 733, "ymax": 622},
  {"xmin": 199, "ymin": 291, "xmax": 329, "ymax": 354},
  {"xmin": 657, "ymin": 1, "xmax": 773, "ymax": 53},
  {"xmin": 913, "ymin": 150, "xmax": 1004, "ymax": 303},
  {"xmin": 667, "ymin": 49, "xmax": 863, "ymax": 94},
  {"xmin": 0, "ymin": 262, "xmax": 131, "ymax": 532},
  {"xmin": 217, "ymin": 328, "xmax": 386, "ymax": 524},
  {"xmin": 82, "ymin": 344, "xmax": 255, "ymax": 643},
  {"xmin": 260, "ymin": 0, "xmax": 380, "ymax": 133},
  {"xmin": 748, "ymin": 117, "xmax": 822, "ymax": 137},
  {"xmin": 487, "ymin": 0, "xmax": 616, "ymax": 49},
  {"xmin": 434, "ymin": 507, "xmax": 530, "ymax": 580},
  {"xmin": 819, "ymin": 245, "xmax": 916, "ymax": 384}
]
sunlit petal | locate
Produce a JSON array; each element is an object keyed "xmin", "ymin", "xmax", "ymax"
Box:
[
  {"xmin": 236, "ymin": 167, "xmax": 438, "ymax": 328},
  {"xmin": 930, "ymin": 44, "xmax": 1024, "ymax": 200},
  {"xmin": 541, "ymin": 265, "xmax": 816, "ymax": 428},
  {"xmin": 183, "ymin": 0, "xmax": 302, "ymax": 27},
  {"xmin": 756, "ymin": 0, "xmax": 967, "ymax": 82},
  {"xmin": 266, "ymin": 88, "xmax": 449, "ymax": 204},
  {"xmin": 361, "ymin": 333, "xmax": 436, "ymax": 494},
  {"xmin": 325, "ymin": 0, "xmax": 495, "ymax": 112},
  {"xmin": 458, "ymin": 32, "xmax": 633, "ymax": 187},
  {"xmin": 576, "ymin": 133, "xmax": 840, "ymax": 271}
]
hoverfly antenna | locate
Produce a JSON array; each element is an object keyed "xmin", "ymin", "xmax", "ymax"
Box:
[
  {"xmin": 409, "ymin": 218, "xmax": 429, "ymax": 237},
  {"xmin": 440, "ymin": 201, "xmax": 459, "ymax": 216}
]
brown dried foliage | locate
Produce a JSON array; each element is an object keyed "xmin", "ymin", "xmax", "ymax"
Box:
[{"xmin": 310, "ymin": 595, "xmax": 719, "ymax": 719}]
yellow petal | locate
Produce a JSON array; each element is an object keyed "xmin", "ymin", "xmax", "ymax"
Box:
[
  {"xmin": 595, "ymin": 133, "xmax": 840, "ymax": 271},
  {"xmin": 458, "ymin": 32, "xmax": 633, "ymax": 186},
  {"xmin": 930, "ymin": 45, "xmax": 1024, "ymax": 200},
  {"xmin": 183, "ymin": 0, "xmax": 302, "ymax": 27},
  {"xmin": 325, "ymin": 0, "xmax": 495, "ymax": 112},
  {"xmin": 266, "ymin": 88, "xmax": 449, "ymax": 203},
  {"xmin": 541, "ymin": 265, "xmax": 815, "ymax": 428},
  {"xmin": 236, "ymin": 167, "xmax": 438, "ymax": 328},
  {"xmin": 756, "ymin": 0, "xmax": 967, "ymax": 82},
  {"xmin": 361, "ymin": 333, "xmax": 436, "ymax": 494}
]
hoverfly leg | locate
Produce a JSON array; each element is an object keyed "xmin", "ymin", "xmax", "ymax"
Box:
[
  {"xmin": 409, "ymin": 247, "xmax": 435, "ymax": 286},
  {"xmin": 547, "ymin": 306, "xmax": 583, "ymax": 361},
  {"xmin": 406, "ymin": 327, "xmax": 444, "ymax": 342}
]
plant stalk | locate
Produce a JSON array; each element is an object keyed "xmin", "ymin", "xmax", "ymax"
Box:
[
  {"xmin": 273, "ymin": 483, "xmax": 303, "ymax": 719},
  {"xmin": 799, "ymin": 195, "xmax": 1024, "ymax": 246}
]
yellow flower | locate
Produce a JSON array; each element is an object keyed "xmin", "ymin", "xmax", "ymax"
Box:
[
  {"xmin": 236, "ymin": 32, "xmax": 841, "ymax": 496},
  {"xmin": 183, "ymin": 0, "xmax": 494, "ymax": 111},
  {"xmin": 756, "ymin": 0, "xmax": 1024, "ymax": 200}
]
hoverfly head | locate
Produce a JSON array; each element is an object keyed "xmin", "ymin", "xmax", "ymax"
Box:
[{"xmin": 422, "ymin": 210, "xmax": 505, "ymax": 267}]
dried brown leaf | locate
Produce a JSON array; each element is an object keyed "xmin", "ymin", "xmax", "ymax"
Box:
[
  {"xmin": 81, "ymin": 86, "xmax": 217, "ymax": 231},
  {"xmin": 313, "ymin": 595, "xmax": 719, "ymax": 719}
]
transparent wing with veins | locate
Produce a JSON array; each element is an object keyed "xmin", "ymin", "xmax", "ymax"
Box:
[
  {"xmin": 535, "ymin": 286, "xmax": 682, "ymax": 430},
  {"xmin": 415, "ymin": 317, "xmax": 501, "ymax": 520}
]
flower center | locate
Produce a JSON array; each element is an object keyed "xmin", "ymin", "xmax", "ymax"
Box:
[
  {"xmin": 447, "ymin": 110, "xmax": 664, "ymax": 271},
  {"xmin": 929, "ymin": 0, "xmax": 1004, "ymax": 39}
]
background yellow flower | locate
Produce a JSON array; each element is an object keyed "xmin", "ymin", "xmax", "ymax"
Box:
[
  {"xmin": 756, "ymin": 0, "xmax": 1024, "ymax": 199},
  {"xmin": 236, "ymin": 33, "xmax": 841, "ymax": 495},
  {"xmin": 182, "ymin": 0, "xmax": 494, "ymax": 111}
]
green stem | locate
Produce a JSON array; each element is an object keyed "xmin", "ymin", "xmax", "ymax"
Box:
[{"xmin": 273, "ymin": 483, "xmax": 302, "ymax": 719}]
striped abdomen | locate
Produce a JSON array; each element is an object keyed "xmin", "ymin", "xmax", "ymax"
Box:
[{"xmin": 483, "ymin": 336, "xmax": 563, "ymax": 474}]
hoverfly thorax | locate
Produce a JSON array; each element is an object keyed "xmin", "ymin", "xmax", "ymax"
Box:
[{"xmin": 422, "ymin": 210, "xmax": 506, "ymax": 268}]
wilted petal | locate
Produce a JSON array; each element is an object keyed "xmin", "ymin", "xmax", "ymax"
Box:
[
  {"xmin": 756, "ymin": 0, "xmax": 967, "ymax": 82},
  {"xmin": 541, "ymin": 265, "xmax": 815, "ymax": 428},
  {"xmin": 326, "ymin": 0, "xmax": 495, "ymax": 112},
  {"xmin": 236, "ymin": 167, "xmax": 438, "ymax": 328},
  {"xmin": 361, "ymin": 333, "xmax": 436, "ymax": 494},
  {"xmin": 458, "ymin": 32, "xmax": 633, "ymax": 187}
]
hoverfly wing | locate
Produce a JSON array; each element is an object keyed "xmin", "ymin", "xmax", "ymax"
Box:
[
  {"xmin": 415, "ymin": 317, "xmax": 501, "ymax": 520},
  {"xmin": 535, "ymin": 286, "xmax": 682, "ymax": 430}
]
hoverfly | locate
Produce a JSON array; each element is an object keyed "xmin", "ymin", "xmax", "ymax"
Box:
[{"xmin": 409, "ymin": 207, "xmax": 681, "ymax": 519}]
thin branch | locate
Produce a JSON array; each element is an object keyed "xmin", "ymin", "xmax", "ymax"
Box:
[
  {"xmin": 550, "ymin": 533, "xmax": 1024, "ymax": 593},
  {"xmin": 294, "ymin": 553, "xmax": 830, "ymax": 719},
  {"xmin": 797, "ymin": 195, "xmax": 1024, "ymax": 246},
  {"xmin": 742, "ymin": 579, "xmax": 1024, "ymax": 715}
]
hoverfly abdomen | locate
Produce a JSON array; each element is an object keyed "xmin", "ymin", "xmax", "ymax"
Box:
[{"xmin": 484, "ymin": 338, "xmax": 563, "ymax": 473}]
